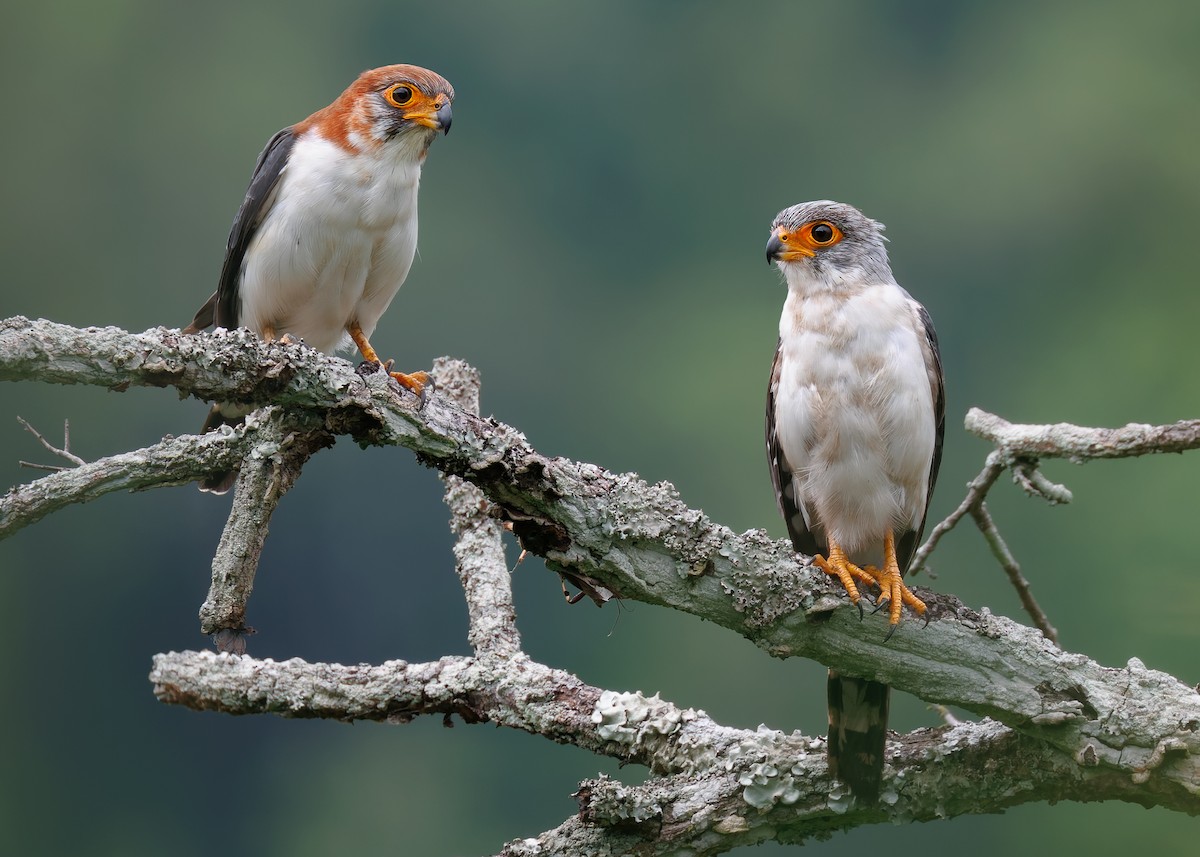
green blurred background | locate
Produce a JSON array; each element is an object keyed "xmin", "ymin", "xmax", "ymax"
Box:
[{"xmin": 2, "ymin": 1, "xmax": 1198, "ymax": 854}]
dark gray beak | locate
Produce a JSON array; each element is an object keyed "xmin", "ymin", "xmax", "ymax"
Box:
[
  {"xmin": 765, "ymin": 233, "xmax": 783, "ymax": 264},
  {"xmin": 436, "ymin": 101, "xmax": 453, "ymax": 135}
]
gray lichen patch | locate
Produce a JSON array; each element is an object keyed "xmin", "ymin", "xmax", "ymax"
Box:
[
  {"xmin": 739, "ymin": 761, "xmax": 802, "ymax": 810},
  {"xmin": 724, "ymin": 725, "xmax": 825, "ymax": 810},
  {"xmin": 579, "ymin": 774, "xmax": 663, "ymax": 825},
  {"xmin": 592, "ymin": 689, "xmax": 693, "ymax": 745}
]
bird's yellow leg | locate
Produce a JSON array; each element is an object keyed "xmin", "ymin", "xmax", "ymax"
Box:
[
  {"xmin": 813, "ymin": 540, "xmax": 879, "ymax": 607},
  {"xmin": 348, "ymin": 321, "xmax": 428, "ymax": 396},
  {"xmin": 255, "ymin": 324, "xmax": 297, "ymax": 343},
  {"xmin": 870, "ymin": 530, "xmax": 927, "ymax": 626},
  {"xmin": 260, "ymin": 324, "xmax": 299, "ymax": 345}
]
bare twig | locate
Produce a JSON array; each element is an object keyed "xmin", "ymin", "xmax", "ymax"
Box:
[
  {"xmin": 968, "ymin": 501, "xmax": 1059, "ymax": 644},
  {"xmin": 16, "ymin": 416, "xmax": 87, "ymax": 471},
  {"xmin": 910, "ymin": 450, "xmax": 1060, "ymax": 641},
  {"xmin": 912, "ymin": 404, "xmax": 1200, "ymax": 639},
  {"xmin": 909, "ymin": 451, "xmax": 1005, "ymax": 575},
  {"xmin": 17, "ymin": 460, "xmax": 68, "ymax": 473},
  {"xmin": 1012, "ymin": 461, "xmax": 1074, "ymax": 504}
]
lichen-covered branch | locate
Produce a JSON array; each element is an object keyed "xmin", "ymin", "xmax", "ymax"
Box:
[
  {"xmin": 516, "ymin": 715, "xmax": 1169, "ymax": 854},
  {"xmin": 149, "ymin": 648, "xmax": 1194, "ymax": 856},
  {"xmin": 149, "ymin": 650, "xmax": 709, "ymax": 772},
  {"xmin": 433, "ymin": 357, "xmax": 521, "ymax": 659},
  {"xmin": 1, "ymin": 428, "xmax": 251, "ymax": 539},
  {"xmin": 6, "ymin": 317, "xmax": 1200, "ymax": 838},
  {"xmin": 198, "ymin": 408, "xmax": 333, "ymax": 642}
]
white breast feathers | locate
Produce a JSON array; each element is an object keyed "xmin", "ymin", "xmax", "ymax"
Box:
[
  {"xmin": 773, "ymin": 283, "xmax": 936, "ymax": 564},
  {"xmin": 238, "ymin": 132, "xmax": 424, "ymax": 354}
]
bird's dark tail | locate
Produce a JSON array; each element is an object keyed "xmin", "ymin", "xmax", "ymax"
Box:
[
  {"xmin": 197, "ymin": 404, "xmax": 242, "ymax": 494},
  {"xmin": 827, "ymin": 670, "xmax": 890, "ymax": 803}
]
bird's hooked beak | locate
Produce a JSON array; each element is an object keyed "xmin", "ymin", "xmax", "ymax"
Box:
[
  {"xmin": 765, "ymin": 232, "xmax": 784, "ymax": 264},
  {"xmin": 436, "ymin": 99, "xmax": 453, "ymax": 135},
  {"xmin": 408, "ymin": 95, "xmax": 453, "ymax": 135}
]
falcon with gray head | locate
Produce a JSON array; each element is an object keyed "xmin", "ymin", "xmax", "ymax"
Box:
[{"xmin": 764, "ymin": 200, "xmax": 945, "ymax": 802}]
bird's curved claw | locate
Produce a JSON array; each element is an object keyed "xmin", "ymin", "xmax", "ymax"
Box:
[
  {"xmin": 814, "ymin": 548, "xmax": 876, "ymax": 618},
  {"xmin": 389, "ymin": 368, "xmax": 432, "ymax": 407}
]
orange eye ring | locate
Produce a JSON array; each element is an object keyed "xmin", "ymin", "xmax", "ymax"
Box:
[
  {"xmin": 384, "ymin": 84, "xmax": 416, "ymax": 108},
  {"xmin": 769, "ymin": 219, "xmax": 845, "ymax": 261},
  {"xmin": 801, "ymin": 220, "xmax": 842, "ymax": 248}
]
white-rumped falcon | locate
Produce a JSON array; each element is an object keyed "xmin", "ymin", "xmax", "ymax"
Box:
[
  {"xmin": 764, "ymin": 200, "xmax": 945, "ymax": 802},
  {"xmin": 184, "ymin": 64, "xmax": 454, "ymax": 492}
]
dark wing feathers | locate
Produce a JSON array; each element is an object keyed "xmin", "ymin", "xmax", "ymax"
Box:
[
  {"xmin": 896, "ymin": 302, "xmax": 946, "ymax": 573},
  {"xmin": 183, "ymin": 127, "xmax": 297, "ymax": 332},
  {"xmin": 765, "ymin": 341, "xmax": 824, "ymax": 558}
]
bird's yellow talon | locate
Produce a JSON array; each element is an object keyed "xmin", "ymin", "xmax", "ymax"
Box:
[
  {"xmin": 388, "ymin": 369, "xmax": 429, "ymax": 397},
  {"xmin": 347, "ymin": 321, "xmax": 427, "ymax": 397},
  {"xmin": 814, "ymin": 542, "xmax": 877, "ymax": 606},
  {"xmin": 864, "ymin": 530, "xmax": 926, "ymax": 627}
]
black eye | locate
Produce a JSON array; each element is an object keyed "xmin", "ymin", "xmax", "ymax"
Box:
[
  {"xmin": 811, "ymin": 223, "xmax": 835, "ymax": 244},
  {"xmin": 387, "ymin": 85, "xmax": 414, "ymax": 107}
]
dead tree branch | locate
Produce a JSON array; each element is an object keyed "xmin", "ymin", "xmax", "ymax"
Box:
[
  {"xmin": 912, "ymin": 408, "xmax": 1200, "ymax": 642},
  {"xmin": 199, "ymin": 408, "xmax": 334, "ymax": 646},
  {"xmin": 4, "ymin": 317, "xmax": 1200, "ymax": 854},
  {"xmin": 966, "ymin": 408, "xmax": 1200, "ymax": 460}
]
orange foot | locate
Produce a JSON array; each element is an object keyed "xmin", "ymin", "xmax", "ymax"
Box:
[
  {"xmin": 814, "ymin": 540, "xmax": 879, "ymax": 617},
  {"xmin": 387, "ymin": 366, "xmax": 430, "ymax": 397},
  {"xmin": 868, "ymin": 530, "xmax": 927, "ymax": 639},
  {"xmin": 348, "ymin": 321, "xmax": 429, "ymax": 398}
]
